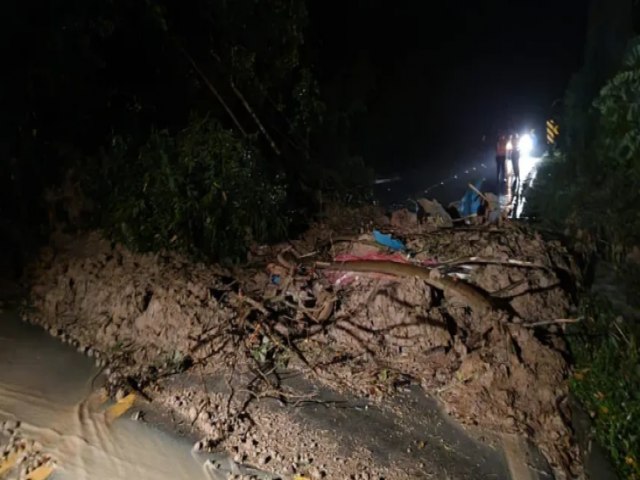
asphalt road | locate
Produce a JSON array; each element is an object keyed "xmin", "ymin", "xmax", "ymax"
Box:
[
  {"xmin": 374, "ymin": 147, "xmax": 541, "ymax": 218},
  {"xmin": 374, "ymin": 147, "xmax": 499, "ymax": 209}
]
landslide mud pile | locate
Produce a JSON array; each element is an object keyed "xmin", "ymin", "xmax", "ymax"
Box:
[{"xmin": 24, "ymin": 208, "xmax": 583, "ymax": 478}]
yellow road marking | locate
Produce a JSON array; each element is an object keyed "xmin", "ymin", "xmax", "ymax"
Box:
[
  {"xmin": 105, "ymin": 393, "xmax": 137, "ymax": 422},
  {"xmin": 25, "ymin": 463, "xmax": 56, "ymax": 480},
  {"xmin": 0, "ymin": 450, "xmax": 20, "ymax": 475}
]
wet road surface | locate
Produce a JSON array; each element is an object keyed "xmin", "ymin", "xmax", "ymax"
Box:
[{"xmin": 0, "ymin": 308, "xmax": 271, "ymax": 480}]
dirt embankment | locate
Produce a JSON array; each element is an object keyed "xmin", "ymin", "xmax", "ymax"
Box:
[{"xmin": 24, "ymin": 207, "xmax": 583, "ymax": 479}]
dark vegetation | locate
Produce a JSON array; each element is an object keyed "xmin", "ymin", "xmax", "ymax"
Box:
[
  {"xmin": 524, "ymin": 1, "xmax": 640, "ymax": 476},
  {"xmin": 1, "ymin": 0, "xmax": 375, "ymax": 264},
  {"xmin": 3, "ymin": 0, "xmax": 640, "ymax": 475},
  {"xmin": 570, "ymin": 294, "xmax": 640, "ymax": 479}
]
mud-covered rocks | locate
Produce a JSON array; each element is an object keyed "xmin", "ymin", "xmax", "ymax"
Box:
[{"xmin": 23, "ymin": 217, "xmax": 583, "ymax": 478}]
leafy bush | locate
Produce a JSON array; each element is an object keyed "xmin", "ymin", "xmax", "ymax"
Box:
[
  {"xmin": 522, "ymin": 152, "xmax": 576, "ymax": 229},
  {"xmin": 569, "ymin": 294, "xmax": 640, "ymax": 480},
  {"xmin": 525, "ymin": 36, "xmax": 640, "ymax": 479},
  {"xmin": 525, "ymin": 36, "xmax": 640, "ymax": 260},
  {"xmin": 100, "ymin": 118, "xmax": 289, "ymax": 262},
  {"xmin": 594, "ymin": 37, "xmax": 640, "ymax": 175}
]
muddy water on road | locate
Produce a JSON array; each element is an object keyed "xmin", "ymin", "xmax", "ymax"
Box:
[{"xmin": 0, "ymin": 310, "xmax": 257, "ymax": 480}]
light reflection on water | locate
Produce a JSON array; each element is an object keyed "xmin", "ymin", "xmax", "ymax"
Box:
[
  {"xmin": 0, "ymin": 311, "xmax": 269, "ymax": 480},
  {"xmin": 500, "ymin": 153, "xmax": 542, "ymax": 218}
]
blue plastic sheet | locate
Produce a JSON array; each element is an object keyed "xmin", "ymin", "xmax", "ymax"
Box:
[
  {"xmin": 459, "ymin": 178, "xmax": 485, "ymax": 217},
  {"xmin": 372, "ymin": 229, "xmax": 406, "ymax": 252}
]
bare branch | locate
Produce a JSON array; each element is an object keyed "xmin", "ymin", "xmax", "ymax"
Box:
[{"xmin": 230, "ymin": 78, "xmax": 281, "ymax": 155}]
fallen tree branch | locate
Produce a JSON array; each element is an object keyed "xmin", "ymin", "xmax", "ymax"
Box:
[
  {"xmin": 443, "ymin": 256, "xmax": 552, "ymax": 271},
  {"xmin": 236, "ymin": 293, "xmax": 270, "ymax": 316},
  {"xmin": 490, "ymin": 279, "xmax": 527, "ymax": 297},
  {"xmin": 319, "ymin": 260, "xmax": 496, "ymax": 313},
  {"xmin": 467, "ymin": 182, "xmax": 490, "ymax": 204},
  {"xmin": 524, "ymin": 318, "xmax": 582, "ymax": 328}
]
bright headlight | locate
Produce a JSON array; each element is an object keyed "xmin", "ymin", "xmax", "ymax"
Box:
[{"xmin": 519, "ymin": 134, "xmax": 533, "ymax": 155}]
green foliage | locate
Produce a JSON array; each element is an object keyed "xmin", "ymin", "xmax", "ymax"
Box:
[
  {"xmin": 526, "ymin": 29, "xmax": 640, "ymax": 480},
  {"xmin": 2, "ymin": 0, "xmax": 374, "ymax": 261},
  {"xmin": 569, "ymin": 294, "xmax": 640, "ymax": 479},
  {"xmin": 523, "ymin": 152, "xmax": 575, "ymax": 229},
  {"xmin": 594, "ymin": 38, "xmax": 640, "ymax": 175},
  {"xmin": 525, "ymin": 36, "xmax": 640, "ymax": 259},
  {"xmin": 101, "ymin": 118, "xmax": 288, "ymax": 262}
]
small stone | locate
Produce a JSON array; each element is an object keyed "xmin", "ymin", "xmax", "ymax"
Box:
[
  {"xmin": 310, "ymin": 466, "xmax": 326, "ymax": 479},
  {"xmin": 192, "ymin": 440, "xmax": 204, "ymax": 452},
  {"xmin": 188, "ymin": 406, "xmax": 198, "ymax": 422},
  {"xmin": 1, "ymin": 420, "xmax": 20, "ymax": 433},
  {"xmin": 115, "ymin": 389, "xmax": 126, "ymax": 401},
  {"xmin": 131, "ymin": 411, "xmax": 144, "ymax": 422}
]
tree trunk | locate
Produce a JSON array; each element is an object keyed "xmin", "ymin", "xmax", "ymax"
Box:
[
  {"xmin": 182, "ymin": 50, "xmax": 248, "ymax": 137},
  {"xmin": 230, "ymin": 79, "xmax": 281, "ymax": 155}
]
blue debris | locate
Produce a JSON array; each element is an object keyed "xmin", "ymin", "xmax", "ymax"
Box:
[
  {"xmin": 271, "ymin": 274, "xmax": 281, "ymax": 285},
  {"xmin": 459, "ymin": 178, "xmax": 485, "ymax": 217},
  {"xmin": 373, "ymin": 229, "xmax": 406, "ymax": 252}
]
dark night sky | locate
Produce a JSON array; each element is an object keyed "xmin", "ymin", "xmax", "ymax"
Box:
[{"xmin": 311, "ymin": 1, "xmax": 589, "ymax": 175}]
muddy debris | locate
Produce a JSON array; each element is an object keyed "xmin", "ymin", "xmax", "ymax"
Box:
[
  {"xmin": 23, "ymin": 206, "xmax": 583, "ymax": 478},
  {"xmin": 0, "ymin": 425, "xmax": 58, "ymax": 479}
]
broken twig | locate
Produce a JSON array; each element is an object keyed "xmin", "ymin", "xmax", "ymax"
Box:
[
  {"xmin": 445, "ymin": 256, "xmax": 552, "ymax": 271},
  {"xmin": 525, "ymin": 318, "xmax": 582, "ymax": 328}
]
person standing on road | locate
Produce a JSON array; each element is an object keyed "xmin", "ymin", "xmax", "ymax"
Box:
[
  {"xmin": 510, "ymin": 133, "xmax": 521, "ymax": 192},
  {"xmin": 496, "ymin": 134, "xmax": 508, "ymax": 187}
]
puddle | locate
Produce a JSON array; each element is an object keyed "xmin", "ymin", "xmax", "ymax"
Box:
[{"xmin": 0, "ymin": 309, "xmax": 271, "ymax": 479}]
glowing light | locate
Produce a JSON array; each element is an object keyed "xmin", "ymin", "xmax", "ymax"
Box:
[
  {"xmin": 518, "ymin": 134, "xmax": 533, "ymax": 156},
  {"xmin": 519, "ymin": 154, "xmax": 541, "ymax": 182}
]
